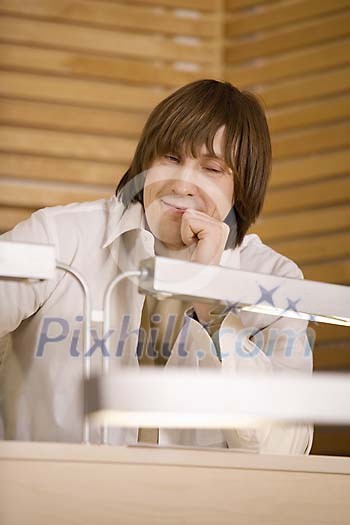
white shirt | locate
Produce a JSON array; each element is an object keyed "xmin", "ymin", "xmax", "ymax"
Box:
[{"xmin": 0, "ymin": 197, "xmax": 313, "ymax": 453}]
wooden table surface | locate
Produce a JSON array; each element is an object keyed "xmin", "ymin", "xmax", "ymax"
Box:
[{"xmin": 0, "ymin": 441, "xmax": 349, "ymax": 524}]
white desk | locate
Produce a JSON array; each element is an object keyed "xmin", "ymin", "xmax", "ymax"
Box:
[{"xmin": 0, "ymin": 441, "xmax": 349, "ymax": 524}]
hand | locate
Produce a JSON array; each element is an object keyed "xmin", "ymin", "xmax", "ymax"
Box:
[
  {"xmin": 180, "ymin": 209, "xmax": 230, "ymax": 323},
  {"xmin": 180, "ymin": 208, "xmax": 230, "ymax": 266}
]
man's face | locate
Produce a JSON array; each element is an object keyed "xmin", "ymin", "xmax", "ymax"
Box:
[{"xmin": 143, "ymin": 126, "xmax": 234, "ymax": 250}]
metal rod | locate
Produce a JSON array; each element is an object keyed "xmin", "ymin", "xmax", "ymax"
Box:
[
  {"xmin": 101, "ymin": 269, "xmax": 146, "ymax": 445},
  {"xmin": 56, "ymin": 261, "xmax": 92, "ymax": 444}
]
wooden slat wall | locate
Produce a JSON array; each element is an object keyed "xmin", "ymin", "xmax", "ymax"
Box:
[
  {"xmin": 225, "ymin": 0, "xmax": 350, "ymax": 455},
  {"xmin": 0, "ymin": 0, "xmax": 222, "ymax": 229}
]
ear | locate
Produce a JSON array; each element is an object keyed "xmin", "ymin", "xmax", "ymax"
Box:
[{"xmin": 223, "ymin": 205, "xmax": 237, "ymax": 250}]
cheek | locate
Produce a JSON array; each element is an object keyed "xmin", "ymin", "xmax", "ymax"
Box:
[
  {"xmin": 143, "ymin": 182, "xmax": 152, "ymax": 208},
  {"xmin": 143, "ymin": 179, "xmax": 164, "ymax": 208},
  {"xmin": 143, "ymin": 164, "xmax": 179, "ymax": 198},
  {"xmin": 206, "ymin": 179, "xmax": 234, "ymax": 218}
]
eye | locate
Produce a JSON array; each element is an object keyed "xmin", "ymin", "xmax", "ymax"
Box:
[
  {"xmin": 204, "ymin": 166, "xmax": 222, "ymax": 174},
  {"xmin": 164, "ymin": 154, "xmax": 179, "ymax": 162}
]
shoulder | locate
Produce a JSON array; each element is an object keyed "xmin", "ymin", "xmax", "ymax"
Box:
[
  {"xmin": 1, "ymin": 197, "xmax": 113, "ymax": 260},
  {"xmin": 38, "ymin": 197, "xmax": 110, "ymax": 221},
  {"xmin": 240, "ymin": 233, "xmax": 304, "ymax": 279}
]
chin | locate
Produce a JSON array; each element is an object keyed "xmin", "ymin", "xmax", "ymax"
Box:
[{"xmin": 156, "ymin": 228, "xmax": 183, "ymax": 247}]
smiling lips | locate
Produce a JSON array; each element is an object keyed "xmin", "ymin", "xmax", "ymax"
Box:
[{"xmin": 161, "ymin": 197, "xmax": 196, "ymax": 212}]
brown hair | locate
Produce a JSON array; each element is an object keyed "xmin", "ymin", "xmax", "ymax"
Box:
[{"xmin": 116, "ymin": 79, "xmax": 271, "ymax": 248}]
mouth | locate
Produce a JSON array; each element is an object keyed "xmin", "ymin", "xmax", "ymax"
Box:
[{"xmin": 161, "ymin": 199, "xmax": 189, "ymax": 213}]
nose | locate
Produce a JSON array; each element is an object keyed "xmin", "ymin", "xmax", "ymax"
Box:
[{"xmin": 169, "ymin": 165, "xmax": 198, "ymax": 196}]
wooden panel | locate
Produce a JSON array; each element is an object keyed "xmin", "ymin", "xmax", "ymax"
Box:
[
  {"xmin": 268, "ymin": 95, "xmax": 349, "ymax": 133},
  {"xmin": 302, "ymin": 261, "xmax": 350, "ymax": 285},
  {"xmin": 263, "ymin": 176, "xmax": 350, "ymax": 215},
  {"xmin": 0, "ymin": 126, "xmax": 137, "ymax": 163},
  {"xmin": 311, "ymin": 323, "xmax": 350, "ymax": 344},
  {"xmin": 257, "ymin": 67, "xmax": 349, "ymax": 108},
  {"xmin": 0, "ymin": 15, "xmax": 219, "ymax": 64},
  {"xmin": 225, "ymin": 40, "xmax": 348, "ymax": 88},
  {"xmin": 0, "ymin": 180, "xmax": 111, "ymax": 209},
  {"xmin": 2, "ymin": 442, "xmax": 349, "ymax": 523},
  {"xmin": 0, "ymin": 43, "xmax": 213, "ymax": 88},
  {"xmin": 0, "ymin": 153, "xmax": 123, "ymax": 186},
  {"xmin": 0, "ymin": 97, "xmax": 147, "ymax": 137},
  {"xmin": 271, "ymin": 232, "xmax": 350, "ymax": 265},
  {"xmin": 227, "ymin": 0, "xmax": 267, "ymax": 9},
  {"xmin": 0, "ymin": 71, "xmax": 167, "ymax": 111},
  {"xmin": 272, "ymin": 122, "xmax": 349, "ymax": 160},
  {"xmin": 0, "ymin": 0, "xmax": 220, "ymax": 38},
  {"xmin": 110, "ymin": 0, "xmax": 221, "ymax": 11},
  {"xmin": 270, "ymin": 151, "xmax": 349, "ymax": 188},
  {"xmin": 251, "ymin": 205, "xmax": 349, "ymax": 242},
  {"xmin": 226, "ymin": 11, "xmax": 349, "ymax": 63},
  {"xmin": 312, "ymin": 425, "xmax": 350, "ymax": 457},
  {"xmin": 313, "ymin": 342, "xmax": 350, "ymax": 370},
  {"xmin": 226, "ymin": 0, "xmax": 348, "ymax": 37},
  {"xmin": 0, "ymin": 206, "xmax": 33, "ymax": 233}
]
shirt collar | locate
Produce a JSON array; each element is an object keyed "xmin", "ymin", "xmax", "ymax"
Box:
[{"xmin": 103, "ymin": 197, "xmax": 148, "ymax": 248}]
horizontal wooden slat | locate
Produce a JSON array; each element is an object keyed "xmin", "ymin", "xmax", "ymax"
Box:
[
  {"xmin": 0, "ymin": 153, "xmax": 125, "ymax": 186},
  {"xmin": 0, "ymin": 180, "xmax": 111, "ymax": 208},
  {"xmin": 302, "ymin": 260, "xmax": 349, "ymax": 285},
  {"xmin": 251, "ymin": 205, "xmax": 349, "ymax": 242},
  {"xmin": 257, "ymin": 67, "xmax": 349, "ymax": 109},
  {"xmin": 110, "ymin": 0, "xmax": 221, "ymax": 11},
  {"xmin": 0, "ymin": 71, "xmax": 168, "ymax": 111},
  {"xmin": 0, "ymin": 206, "xmax": 33, "ymax": 233},
  {"xmin": 313, "ymin": 342, "xmax": 350, "ymax": 370},
  {"xmin": 271, "ymin": 232, "xmax": 350, "ymax": 265},
  {"xmin": 0, "ymin": 43, "xmax": 213, "ymax": 88},
  {"xmin": 0, "ymin": 15, "xmax": 219, "ymax": 64},
  {"xmin": 226, "ymin": 0, "xmax": 266, "ymax": 10},
  {"xmin": 272, "ymin": 122, "xmax": 349, "ymax": 160},
  {"xmin": 263, "ymin": 177, "xmax": 350, "ymax": 215},
  {"xmin": 0, "ymin": 97, "xmax": 147, "ymax": 137},
  {"xmin": 225, "ymin": 40, "xmax": 348, "ymax": 88},
  {"xmin": 226, "ymin": 11, "xmax": 349, "ymax": 63},
  {"xmin": 0, "ymin": 0, "xmax": 220, "ymax": 38},
  {"xmin": 226, "ymin": 0, "xmax": 348, "ymax": 37},
  {"xmin": 271, "ymin": 151, "xmax": 349, "ymax": 188},
  {"xmin": 268, "ymin": 94, "xmax": 349, "ymax": 133},
  {"xmin": 311, "ymin": 323, "xmax": 350, "ymax": 344},
  {"xmin": 0, "ymin": 126, "xmax": 136, "ymax": 163}
]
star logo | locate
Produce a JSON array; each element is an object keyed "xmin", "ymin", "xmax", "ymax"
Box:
[
  {"xmin": 256, "ymin": 284, "xmax": 280, "ymax": 307},
  {"xmin": 223, "ymin": 299, "xmax": 241, "ymax": 316},
  {"xmin": 285, "ymin": 297, "xmax": 301, "ymax": 313},
  {"xmin": 204, "ymin": 299, "xmax": 241, "ymax": 332},
  {"xmin": 279, "ymin": 296, "xmax": 303, "ymax": 319}
]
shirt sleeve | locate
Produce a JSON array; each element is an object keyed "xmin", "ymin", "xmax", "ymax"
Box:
[
  {"xmin": 184, "ymin": 303, "xmax": 228, "ymax": 362},
  {"xmin": 0, "ymin": 210, "xmax": 61, "ymax": 337}
]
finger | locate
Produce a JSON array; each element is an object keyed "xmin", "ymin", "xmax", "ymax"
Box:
[
  {"xmin": 180, "ymin": 210, "xmax": 219, "ymax": 245},
  {"xmin": 180, "ymin": 211, "xmax": 199, "ymax": 246}
]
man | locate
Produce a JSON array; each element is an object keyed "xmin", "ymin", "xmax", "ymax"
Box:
[{"xmin": 0, "ymin": 79, "xmax": 313, "ymax": 453}]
